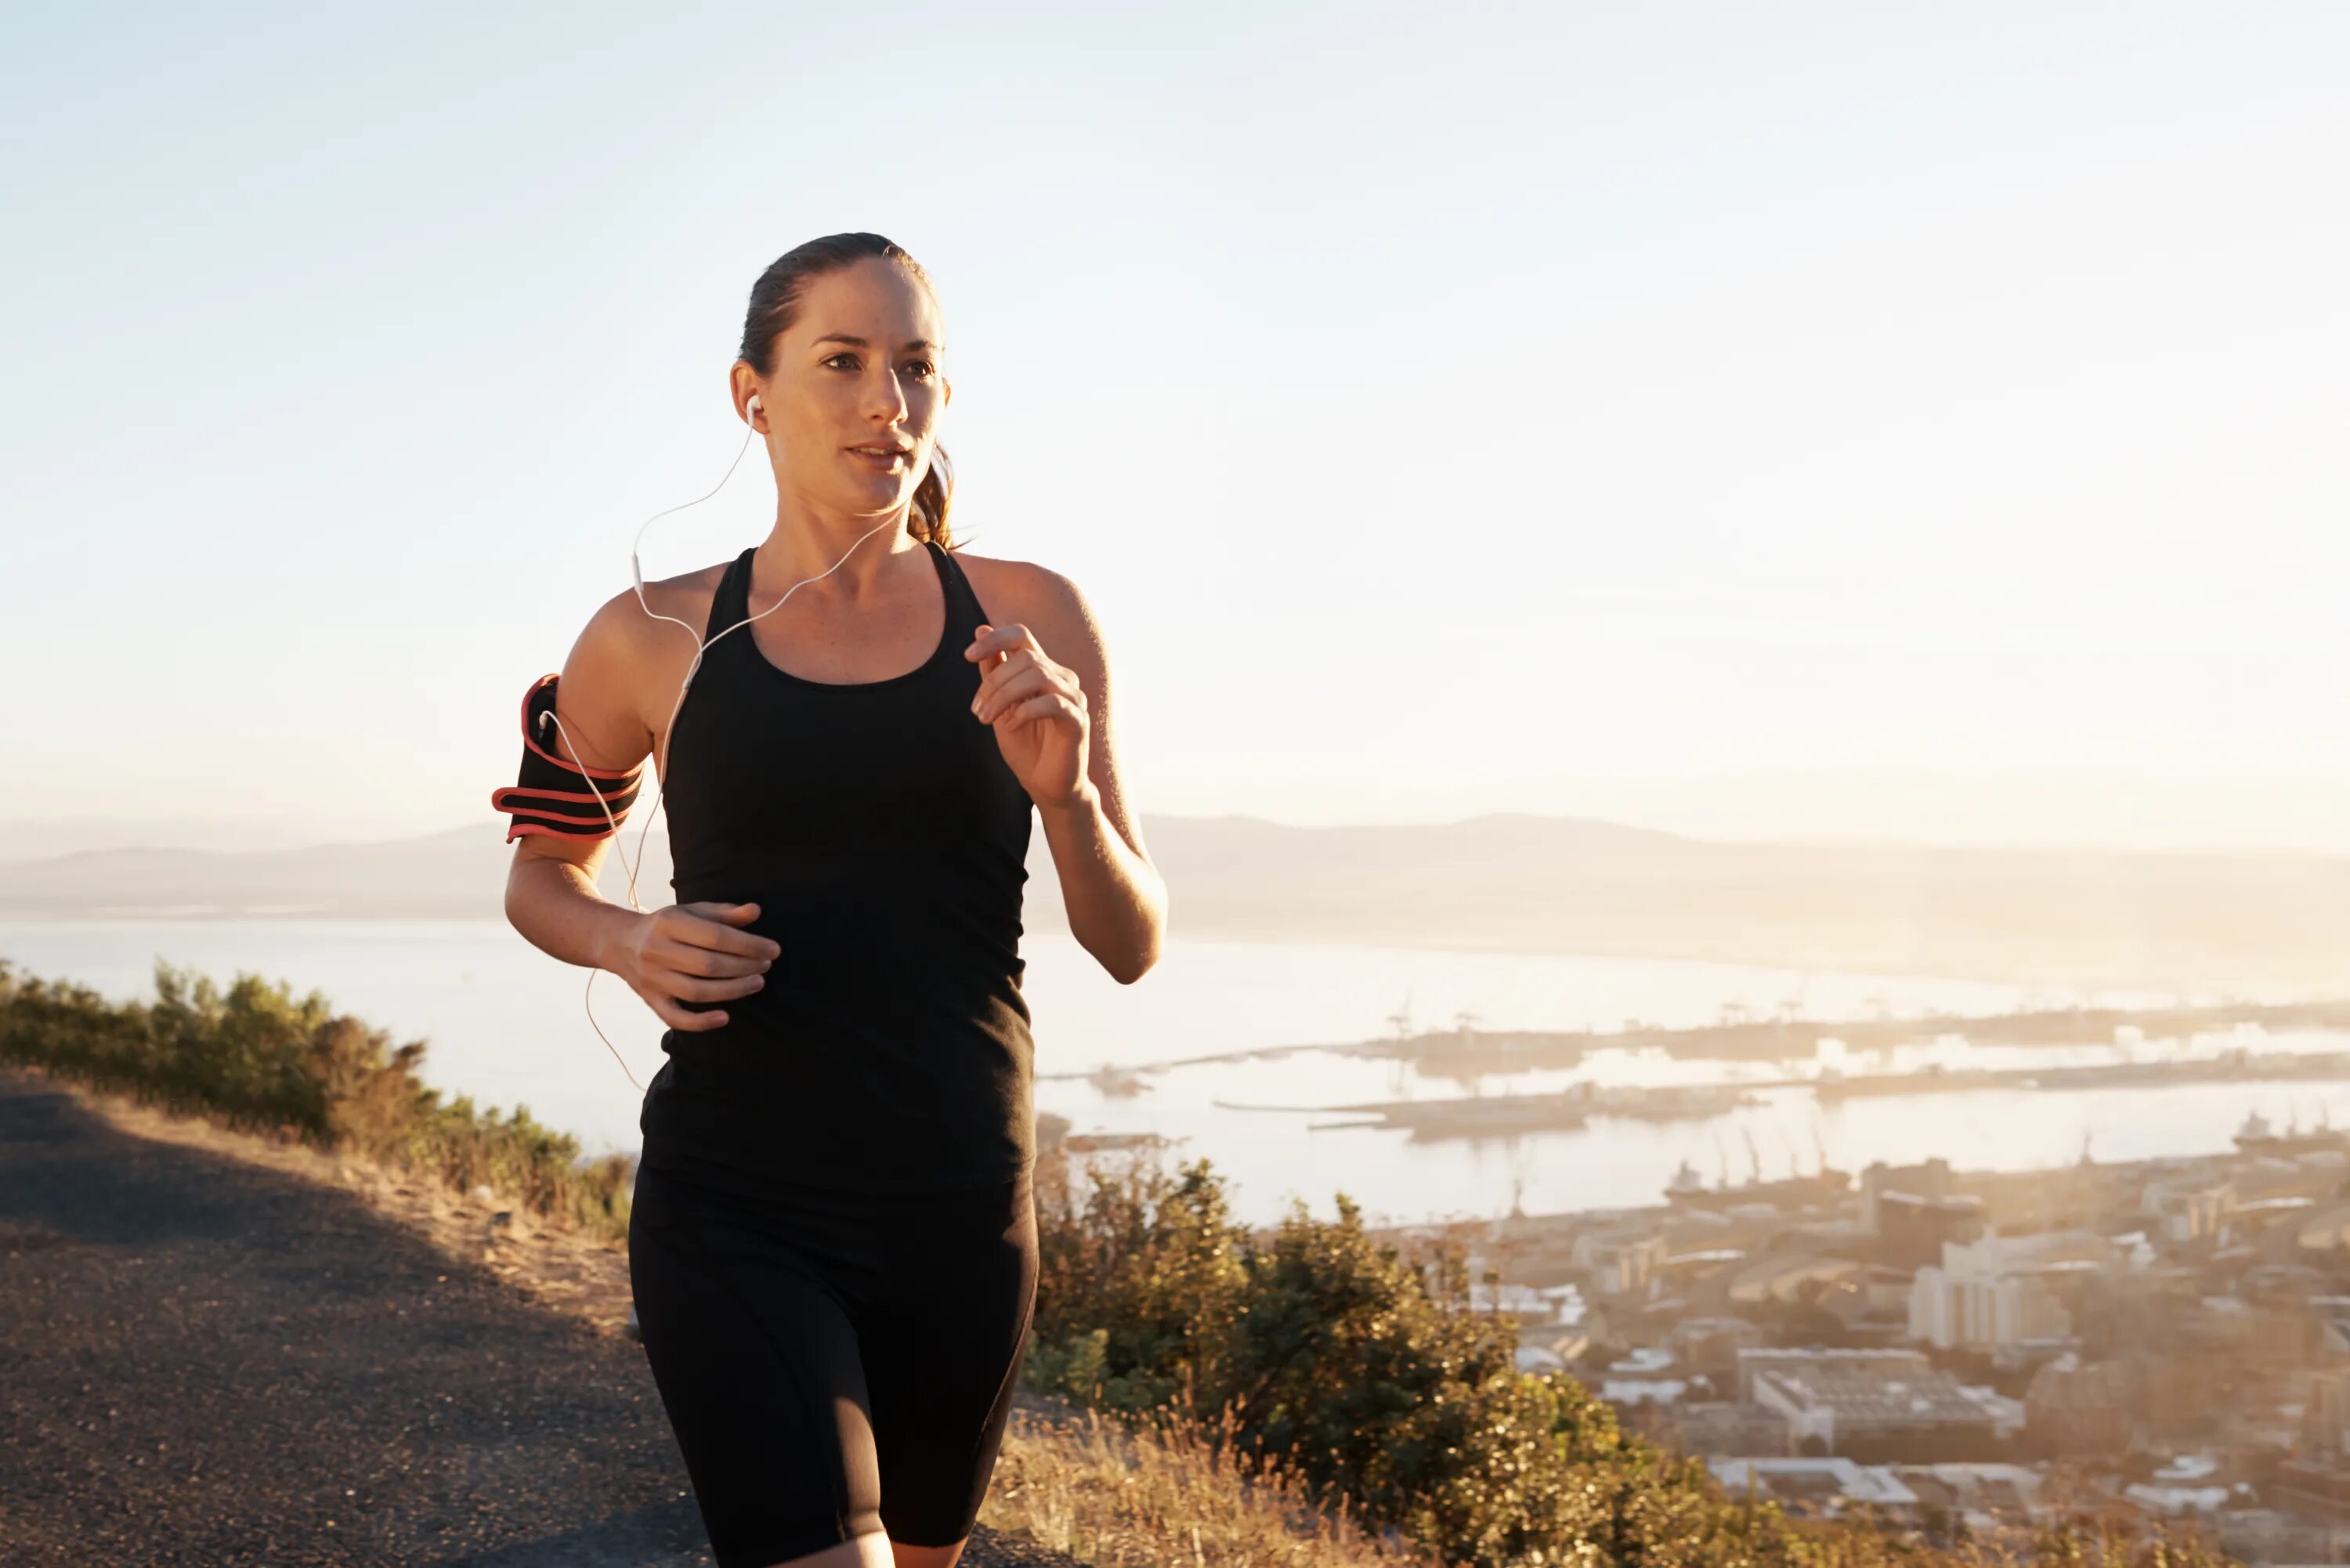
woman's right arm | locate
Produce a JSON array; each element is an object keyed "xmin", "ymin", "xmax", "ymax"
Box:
[{"xmin": 501, "ymin": 591, "xmax": 779, "ymax": 1033}]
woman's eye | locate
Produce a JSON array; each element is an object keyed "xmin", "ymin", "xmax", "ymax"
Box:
[{"xmin": 823, "ymin": 353, "xmax": 933, "ymax": 378}]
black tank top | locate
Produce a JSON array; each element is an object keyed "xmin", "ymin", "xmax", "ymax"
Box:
[{"xmin": 636, "ymin": 537, "xmax": 1037, "ymax": 1194}]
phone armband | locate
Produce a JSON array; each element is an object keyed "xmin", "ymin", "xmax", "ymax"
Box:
[{"xmin": 490, "ymin": 674, "xmax": 645, "ymax": 844}]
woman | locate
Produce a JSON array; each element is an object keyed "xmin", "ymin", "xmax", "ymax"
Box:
[{"xmin": 501, "ymin": 233, "xmax": 1166, "ymax": 1568}]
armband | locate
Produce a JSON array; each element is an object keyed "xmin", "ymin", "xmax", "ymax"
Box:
[{"xmin": 491, "ymin": 674, "xmax": 645, "ymax": 844}]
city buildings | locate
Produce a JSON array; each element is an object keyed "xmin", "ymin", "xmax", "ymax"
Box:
[{"xmin": 1431, "ymin": 1126, "xmax": 2350, "ymax": 1563}]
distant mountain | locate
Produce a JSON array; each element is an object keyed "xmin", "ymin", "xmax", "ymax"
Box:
[
  {"xmin": 1123, "ymin": 813, "xmax": 2350, "ymax": 995},
  {"xmin": 1, "ymin": 812, "xmax": 2343, "ymax": 995},
  {"xmin": 0, "ymin": 826, "xmax": 514, "ymax": 919},
  {"xmin": 0, "ymin": 817, "xmax": 337, "ymax": 864}
]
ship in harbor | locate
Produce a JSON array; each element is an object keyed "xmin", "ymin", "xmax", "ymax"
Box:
[
  {"xmin": 1659, "ymin": 1127, "xmax": 1852, "ymax": 1211},
  {"xmin": 2232, "ymin": 1107, "xmax": 2350, "ymax": 1158},
  {"xmin": 1664, "ymin": 1165, "xmax": 1842, "ymax": 1212},
  {"xmin": 1661, "ymin": 1162, "xmax": 1853, "ymax": 1211}
]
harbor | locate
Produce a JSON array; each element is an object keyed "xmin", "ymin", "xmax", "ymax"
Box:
[
  {"xmin": 1208, "ymin": 1047, "xmax": 2350, "ymax": 1142},
  {"xmin": 1037, "ymin": 996, "xmax": 2350, "ymax": 1087},
  {"xmin": 1184, "ymin": 1011, "xmax": 2350, "ymax": 1146}
]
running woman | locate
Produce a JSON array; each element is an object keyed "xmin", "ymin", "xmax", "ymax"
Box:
[{"xmin": 500, "ymin": 232, "xmax": 1166, "ymax": 1568}]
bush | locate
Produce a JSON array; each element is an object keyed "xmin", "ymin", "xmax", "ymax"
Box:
[
  {"xmin": 1029, "ymin": 1149, "xmax": 2231, "ymax": 1568},
  {"xmin": 0, "ymin": 956, "xmax": 634, "ymax": 1241}
]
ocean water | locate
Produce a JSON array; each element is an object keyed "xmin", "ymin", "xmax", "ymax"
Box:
[{"xmin": 2, "ymin": 918, "xmax": 2334, "ymax": 1226}]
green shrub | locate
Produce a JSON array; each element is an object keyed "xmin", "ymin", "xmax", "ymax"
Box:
[{"xmin": 0, "ymin": 956, "xmax": 634, "ymax": 1242}]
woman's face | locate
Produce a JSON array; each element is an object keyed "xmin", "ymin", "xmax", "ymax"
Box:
[{"xmin": 749, "ymin": 256, "xmax": 949, "ymax": 518}]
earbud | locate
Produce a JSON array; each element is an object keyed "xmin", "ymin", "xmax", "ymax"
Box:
[{"xmin": 747, "ymin": 393, "xmax": 762, "ymax": 424}]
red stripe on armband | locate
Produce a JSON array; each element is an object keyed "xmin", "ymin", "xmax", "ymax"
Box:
[{"xmin": 494, "ymin": 674, "xmax": 647, "ymax": 844}]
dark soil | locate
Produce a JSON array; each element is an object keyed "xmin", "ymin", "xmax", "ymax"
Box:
[{"xmin": 0, "ymin": 1070, "xmax": 1087, "ymax": 1567}]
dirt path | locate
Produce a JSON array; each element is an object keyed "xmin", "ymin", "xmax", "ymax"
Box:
[{"xmin": 0, "ymin": 1069, "xmax": 1084, "ymax": 1567}]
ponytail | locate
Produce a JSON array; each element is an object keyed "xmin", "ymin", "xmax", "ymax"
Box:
[{"xmin": 909, "ymin": 442, "xmax": 953, "ymax": 547}]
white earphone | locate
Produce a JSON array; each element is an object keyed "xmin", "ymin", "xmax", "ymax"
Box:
[{"xmin": 537, "ymin": 389, "xmax": 910, "ymax": 1090}]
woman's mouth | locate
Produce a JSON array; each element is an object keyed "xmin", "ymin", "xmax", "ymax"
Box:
[{"xmin": 848, "ymin": 444, "xmax": 911, "ymax": 471}]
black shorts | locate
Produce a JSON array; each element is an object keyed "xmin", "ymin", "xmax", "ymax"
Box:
[{"xmin": 627, "ymin": 1162, "xmax": 1038, "ymax": 1567}]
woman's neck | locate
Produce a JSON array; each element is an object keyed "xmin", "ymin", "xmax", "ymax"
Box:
[{"xmin": 754, "ymin": 508, "xmax": 916, "ymax": 605}]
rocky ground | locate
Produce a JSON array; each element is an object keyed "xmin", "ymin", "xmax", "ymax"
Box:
[{"xmin": 0, "ymin": 1068, "xmax": 1088, "ymax": 1567}]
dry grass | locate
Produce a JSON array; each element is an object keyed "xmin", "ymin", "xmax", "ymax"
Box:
[{"xmin": 990, "ymin": 1401, "xmax": 1435, "ymax": 1568}]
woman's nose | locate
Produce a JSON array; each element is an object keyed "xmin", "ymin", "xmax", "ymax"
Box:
[{"xmin": 865, "ymin": 369, "xmax": 909, "ymax": 421}]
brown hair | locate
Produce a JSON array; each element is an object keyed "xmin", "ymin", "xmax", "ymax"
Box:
[{"xmin": 739, "ymin": 233, "xmax": 957, "ymax": 548}]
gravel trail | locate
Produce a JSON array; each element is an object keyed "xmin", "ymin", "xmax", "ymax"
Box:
[{"xmin": 0, "ymin": 1070, "xmax": 1085, "ymax": 1567}]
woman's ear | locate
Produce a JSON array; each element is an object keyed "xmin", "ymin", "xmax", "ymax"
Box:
[{"xmin": 732, "ymin": 362, "xmax": 764, "ymax": 430}]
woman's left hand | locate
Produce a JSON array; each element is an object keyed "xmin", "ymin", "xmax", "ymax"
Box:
[{"xmin": 967, "ymin": 622, "xmax": 1091, "ymax": 809}]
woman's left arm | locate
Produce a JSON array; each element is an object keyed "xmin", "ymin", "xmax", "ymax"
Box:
[{"xmin": 966, "ymin": 569, "xmax": 1166, "ymax": 985}]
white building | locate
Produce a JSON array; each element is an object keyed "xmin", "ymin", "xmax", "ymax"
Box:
[
  {"xmin": 1467, "ymin": 1278, "xmax": 1562, "ymax": 1320},
  {"xmin": 1709, "ymin": 1458, "xmax": 1918, "ymax": 1514},
  {"xmin": 1909, "ymin": 1230, "xmax": 2119, "ymax": 1351},
  {"xmin": 1738, "ymin": 1349, "xmax": 2009, "ymax": 1453},
  {"xmin": 2141, "ymin": 1174, "xmax": 2234, "ymax": 1245},
  {"xmin": 1575, "ymin": 1226, "xmax": 1668, "ymax": 1299}
]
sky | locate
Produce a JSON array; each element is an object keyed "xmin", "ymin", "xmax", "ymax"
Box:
[{"xmin": 3, "ymin": 2, "xmax": 2345, "ymax": 857}]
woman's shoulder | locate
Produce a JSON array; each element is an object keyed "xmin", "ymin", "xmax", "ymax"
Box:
[
  {"xmin": 581, "ymin": 557, "xmax": 732, "ymax": 638},
  {"xmin": 949, "ymin": 548, "xmax": 1088, "ymax": 626},
  {"xmin": 566, "ymin": 557, "xmax": 736, "ymax": 684},
  {"xmin": 949, "ymin": 548, "xmax": 1112, "ymax": 682}
]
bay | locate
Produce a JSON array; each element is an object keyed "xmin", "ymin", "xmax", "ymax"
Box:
[{"xmin": 2, "ymin": 918, "xmax": 2331, "ymax": 1226}]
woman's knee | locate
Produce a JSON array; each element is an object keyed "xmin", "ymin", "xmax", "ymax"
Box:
[
  {"xmin": 889, "ymin": 1538, "xmax": 967, "ymax": 1568},
  {"xmin": 757, "ymin": 1530, "xmax": 897, "ymax": 1568}
]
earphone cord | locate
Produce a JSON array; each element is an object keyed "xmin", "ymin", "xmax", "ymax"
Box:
[{"xmin": 537, "ymin": 414, "xmax": 902, "ymax": 1093}]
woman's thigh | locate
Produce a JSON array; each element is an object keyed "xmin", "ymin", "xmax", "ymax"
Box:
[
  {"xmin": 630, "ymin": 1170, "xmax": 886, "ymax": 1568},
  {"xmin": 863, "ymin": 1173, "xmax": 1039, "ymax": 1548}
]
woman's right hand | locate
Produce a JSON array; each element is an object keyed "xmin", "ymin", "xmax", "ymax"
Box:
[{"xmin": 606, "ymin": 901, "xmax": 779, "ymax": 1031}]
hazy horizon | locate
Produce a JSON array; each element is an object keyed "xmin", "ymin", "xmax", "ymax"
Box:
[
  {"xmin": 5, "ymin": 5, "xmax": 2345, "ymax": 855},
  {"xmin": 8, "ymin": 802, "xmax": 2350, "ymax": 869}
]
